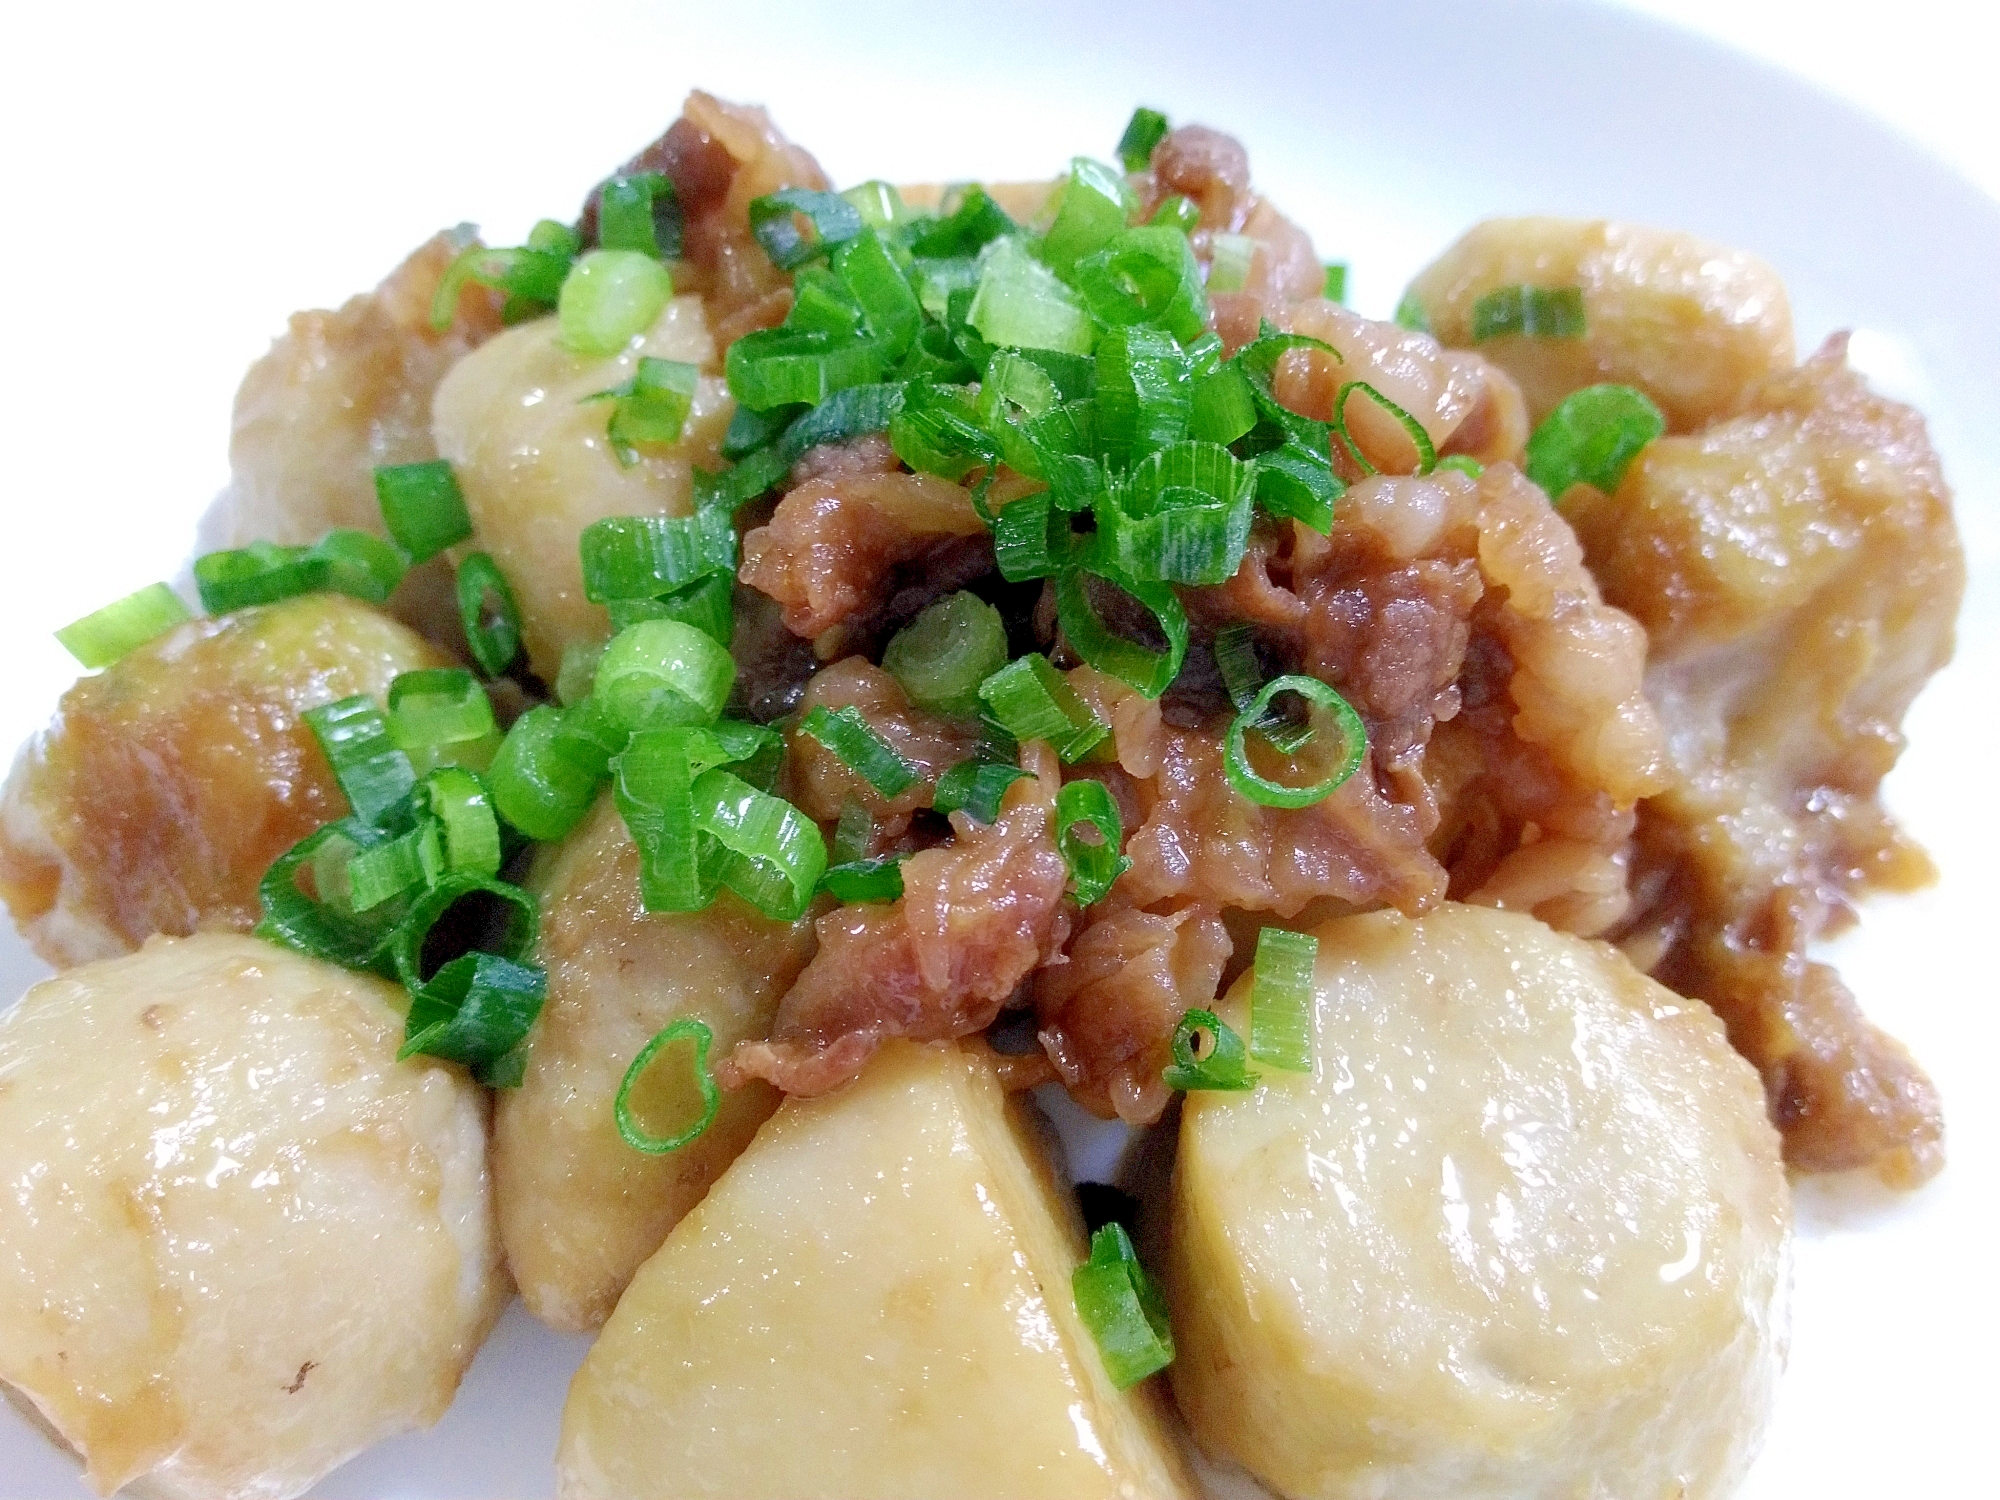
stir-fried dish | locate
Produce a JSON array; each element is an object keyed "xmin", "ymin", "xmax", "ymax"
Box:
[{"xmin": 0, "ymin": 94, "xmax": 1961, "ymax": 1500}]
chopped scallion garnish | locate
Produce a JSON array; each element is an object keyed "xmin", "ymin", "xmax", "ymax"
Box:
[
  {"xmin": 304, "ymin": 695, "xmax": 417, "ymax": 827},
  {"xmin": 454, "ymin": 551, "xmax": 523, "ymax": 678},
  {"xmin": 1054, "ymin": 779, "xmax": 1130, "ymax": 905},
  {"xmin": 558, "ymin": 249, "xmax": 674, "ymax": 357},
  {"xmin": 597, "ymin": 172, "xmax": 678, "ymax": 260},
  {"xmin": 489, "ymin": 703, "xmax": 611, "ymax": 843},
  {"xmin": 1322, "ymin": 262, "xmax": 1348, "ymax": 303},
  {"xmin": 1205, "ymin": 233, "xmax": 1257, "ymax": 293},
  {"xmin": 881, "ymin": 591, "xmax": 1009, "ymax": 717},
  {"xmin": 1332, "ymin": 380, "xmax": 1438, "ymax": 477},
  {"xmin": 819, "ymin": 856, "xmax": 905, "ymax": 904},
  {"xmin": 1249, "ymin": 926, "xmax": 1317, "ymax": 1073},
  {"xmin": 399, "ymin": 950, "xmax": 547, "ymax": 1088},
  {"xmin": 593, "ymin": 618, "xmax": 736, "ymax": 732},
  {"xmin": 1523, "ymin": 383, "xmax": 1666, "ymax": 501},
  {"xmin": 1222, "ymin": 674, "xmax": 1366, "ymax": 809},
  {"xmin": 1072, "ymin": 1222, "xmax": 1174, "ymax": 1389},
  {"xmin": 978, "ymin": 655, "xmax": 1110, "ymax": 763},
  {"xmin": 615, "ymin": 1017, "xmax": 721, "ymax": 1154},
  {"xmin": 1393, "ymin": 289, "xmax": 1431, "ymax": 334},
  {"xmin": 1470, "ymin": 284, "xmax": 1587, "ymax": 342},
  {"xmin": 748, "ymin": 187, "xmax": 865, "ymax": 270},
  {"xmin": 387, "ymin": 669, "xmax": 499, "ymax": 772},
  {"xmin": 580, "ymin": 510, "xmax": 737, "ymax": 603},
  {"xmin": 1115, "ymin": 106, "xmax": 1171, "ymax": 172},
  {"xmin": 586, "ymin": 356, "xmax": 700, "ymax": 464},
  {"xmin": 374, "ymin": 459, "xmax": 474, "ymax": 564},
  {"xmin": 798, "ymin": 705, "xmax": 918, "ymax": 799},
  {"xmin": 932, "ymin": 759, "xmax": 1032, "ymax": 824},
  {"xmin": 1162, "ymin": 1008, "xmax": 1257, "ymax": 1092},
  {"xmin": 55, "ymin": 582, "xmax": 191, "ymax": 668}
]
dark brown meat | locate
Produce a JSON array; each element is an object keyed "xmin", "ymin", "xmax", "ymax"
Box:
[
  {"xmin": 718, "ymin": 746, "xmax": 1072, "ymax": 1096},
  {"xmin": 1033, "ymin": 905, "xmax": 1231, "ymax": 1124}
]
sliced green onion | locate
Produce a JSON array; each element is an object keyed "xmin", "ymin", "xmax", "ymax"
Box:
[
  {"xmin": 932, "ymin": 759, "xmax": 1032, "ymax": 824},
  {"xmin": 1162, "ymin": 1009, "xmax": 1256, "ymax": 1092},
  {"xmin": 344, "ymin": 825, "xmax": 435, "ymax": 912},
  {"xmin": 580, "ymin": 510, "xmax": 736, "ymax": 602},
  {"xmin": 1147, "ymin": 194, "xmax": 1200, "ymax": 234},
  {"xmin": 798, "ymin": 705, "xmax": 918, "ymax": 798},
  {"xmin": 725, "ymin": 326, "xmax": 889, "ymax": 411},
  {"xmin": 889, "ymin": 381, "xmax": 998, "ymax": 484},
  {"xmin": 749, "ymin": 187, "xmax": 865, "ymax": 270},
  {"xmin": 598, "ymin": 172, "xmax": 677, "ymax": 259},
  {"xmin": 842, "ymin": 180, "xmax": 909, "ymax": 230},
  {"xmin": 881, "ymin": 591, "xmax": 1010, "ymax": 716},
  {"xmin": 430, "ymin": 237, "xmax": 573, "ymax": 332},
  {"xmin": 819, "ymin": 857, "xmax": 905, "ymax": 904},
  {"xmin": 556, "ymin": 642, "xmax": 604, "ymax": 707},
  {"xmin": 1094, "ymin": 324, "xmax": 1191, "ymax": 464},
  {"xmin": 1072, "ymin": 1222, "xmax": 1174, "ymax": 1389},
  {"xmin": 1331, "ymin": 381, "xmax": 1437, "ymax": 476},
  {"xmin": 1072, "ymin": 227, "xmax": 1207, "ymax": 344},
  {"xmin": 1524, "ymin": 383, "xmax": 1666, "ymax": 501},
  {"xmin": 832, "ymin": 800, "xmax": 874, "ymax": 866},
  {"xmin": 1249, "ymin": 926, "xmax": 1317, "ymax": 1073},
  {"xmin": 978, "ymin": 655, "xmax": 1110, "ymax": 763},
  {"xmin": 400, "ymin": 950, "xmax": 547, "ymax": 1088},
  {"xmin": 586, "ymin": 356, "xmax": 699, "ymax": 463},
  {"xmin": 1393, "ymin": 289, "xmax": 1431, "ymax": 334},
  {"xmin": 55, "ymin": 582, "xmax": 191, "ymax": 668},
  {"xmin": 387, "ymin": 668, "xmax": 499, "ymax": 773},
  {"xmin": 311, "ymin": 529, "xmax": 408, "ymax": 604},
  {"xmin": 609, "ymin": 571, "xmax": 735, "ymax": 648},
  {"xmin": 722, "ymin": 401, "xmax": 799, "ymax": 459},
  {"xmin": 594, "ymin": 618, "xmax": 735, "ymax": 732},
  {"xmin": 1249, "ymin": 442, "xmax": 1342, "ymax": 534},
  {"xmin": 1054, "ymin": 566, "xmax": 1189, "ymax": 700},
  {"xmin": 969, "ymin": 236, "xmax": 1096, "ymax": 355},
  {"xmin": 909, "ymin": 185, "xmax": 1016, "ymax": 258},
  {"xmin": 1055, "ymin": 779, "xmax": 1130, "ymax": 905},
  {"xmin": 1189, "ymin": 362, "xmax": 1257, "ymax": 446},
  {"xmin": 558, "ymin": 249, "xmax": 674, "ymax": 357},
  {"xmin": 1094, "ymin": 440, "xmax": 1254, "ymax": 586},
  {"xmin": 1470, "ymin": 284, "xmax": 1587, "ymax": 342},
  {"xmin": 388, "ymin": 870, "xmax": 538, "ymax": 991},
  {"xmin": 421, "ymin": 765, "xmax": 502, "ymax": 879},
  {"xmin": 1323, "ymin": 262, "xmax": 1348, "ymax": 304},
  {"xmin": 254, "ymin": 819, "xmax": 403, "ymax": 973},
  {"xmin": 193, "ymin": 541, "xmax": 327, "ymax": 614},
  {"xmin": 1041, "ymin": 157, "xmax": 1135, "ymax": 278},
  {"xmin": 489, "ymin": 703, "xmax": 610, "ymax": 842},
  {"xmin": 692, "ymin": 769, "xmax": 827, "ymax": 922},
  {"xmin": 305, "ymin": 695, "xmax": 417, "ymax": 827},
  {"xmin": 615, "ymin": 1017, "xmax": 720, "ymax": 1153},
  {"xmin": 833, "ymin": 230, "xmax": 923, "ymax": 360},
  {"xmin": 1222, "ymin": 675, "xmax": 1366, "ymax": 809},
  {"xmin": 1116, "ymin": 107, "xmax": 1171, "ymax": 172},
  {"xmin": 454, "ymin": 551, "xmax": 522, "ymax": 677},
  {"xmin": 1212, "ymin": 625, "xmax": 1310, "ymax": 754},
  {"xmin": 374, "ymin": 459, "xmax": 474, "ymax": 563},
  {"xmin": 787, "ymin": 266, "xmax": 866, "ymax": 338},
  {"xmin": 614, "ymin": 728, "xmax": 710, "ymax": 912},
  {"xmin": 1206, "ymin": 233, "xmax": 1257, "ymax": 293}
]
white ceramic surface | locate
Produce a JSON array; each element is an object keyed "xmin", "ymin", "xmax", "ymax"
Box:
[{"xmin": 1, "ymin": 1, "xmax": 1994, "ymax": 1496}]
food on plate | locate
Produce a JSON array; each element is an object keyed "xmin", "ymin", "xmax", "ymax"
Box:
[
  {"xmin": 495, "ymin": 794, "xmax": 814, "ymax": 1331},
  {"xmin": 0, "ymin": 932, "xmax": 505, "ymax": 1500},
  {"xmin": 557, "ymin": 1039, "xmax": 1195, "ymax": 1500},
  {"xmin": 1169, "ymin": 903, "xmax": 1789, "ymax": 1500},
  {"xmin": 0, "ymin": 84, "xmax": 1964, "ymax": 1499},
  {"xmin": 0, "ymin": 594, "xmax": 449, "ymax": 968}
]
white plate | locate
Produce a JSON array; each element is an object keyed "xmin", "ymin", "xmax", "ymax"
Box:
[{"xmin": 1, "ymin": 1, "xmax": 1995, "ymax": 1495}]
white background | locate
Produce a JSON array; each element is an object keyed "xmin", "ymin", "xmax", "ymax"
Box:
[{"xmin": 0, "ymin": 3, "xmax": 1995, "ymax": 1497}]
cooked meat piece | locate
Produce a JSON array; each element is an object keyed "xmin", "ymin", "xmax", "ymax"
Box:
[
  {"xmin": 0, "ymin": 596, "xmax": 449, "ymax": 968},
  {"xmin": 429, "ymin": 295, "xmax": 730, "ymax": 682},
  {"xmin": 0, "ymin": 933, "xmax": 504, "ymax": 1500},
  {"xmin": 494, "ymin": 796, "xmax": 815, "ymax": 1333},
  {"xmin": 1122, "ymin": 464, "xmax": 1666, "ymax": 933},
  {"xmin": 1033, "ymin": 904, "xmax": 1231, "ymax": 1124},
  {"xmin": 1571, "ymin": 336, "xmax": 1962, "ymax": 1184},
  {"xmin": 654, "ymin": 92, "xmax": 828, "ymax": 344},
  {"xmin": 785, "ymin": 659, "xmax": 984, "ymax": 831},
  {"xmin": 194, "ymin": 230, "xmax": 502, "ymax": 649},
  {"xmin": 718, "ymin": 746, "xmax": 1071, "ymax": 1096},
  {"xmin": 1404, "ymin": 216, "xmax": 1795, "ymax": 429},
  {"xmin": 738, "ymin": 470, "xmax": 987, "ymax": 641}
]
